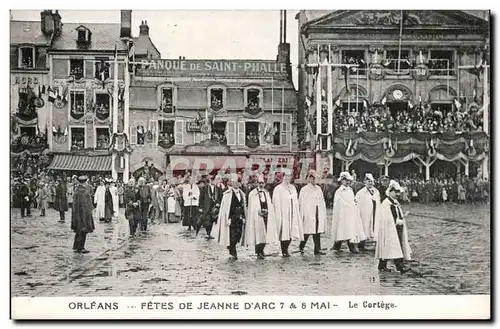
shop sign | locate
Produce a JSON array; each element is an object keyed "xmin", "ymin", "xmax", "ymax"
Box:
[
  {"xmin": 12, "ymin": 76, "xmax": 41, "ymax": 85},
  {"xmin": 186, "ymin": 121, "xmax": 202, "ymax": 132}
]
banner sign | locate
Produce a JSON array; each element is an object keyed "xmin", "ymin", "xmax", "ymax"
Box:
[
  {"xmin": 136, "ymin": 59, "xmax": 288, "ymax": 77},
  {"xmin": 186, "ymin": 121, "xmax": 202, "ymax": 132}
]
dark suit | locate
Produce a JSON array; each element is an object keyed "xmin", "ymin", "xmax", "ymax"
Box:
[
  {"xmin": 198, "ymin": 184, "xmax": 222, "ymax": 236},
  {"xmin": 228, "ymin": 190, "xmax": 245, "ymax": 257},
  {"xmin": 138, "ymin": 185, "xmax": 151, "ymax": 231}
]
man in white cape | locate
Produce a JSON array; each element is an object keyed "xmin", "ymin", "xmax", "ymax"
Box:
[
  {"xmin": 272, "ymin": 171, "xmax": 304, "ymax": 257},
  {"xmin": 94, "ymin": 179, "xmax": 106, "ymax": 222},
  {"xmin": 375, "ymin": 180, "xmax": 412, "ymax": 273},
  {"xmin": 355, "ymin": 173, "xmax": 381, "ymax": 250},
  {"xmin": 211, "ymin": 175, "xmax": 247, "ymax": 260},
  {"xmin": 298, "ymin": 170, "xmax": 327, "ymax": 255},
  {"xmin": 244, "ymin": 175, "xmax": 278, "ymax": 259},
  {"xmin": 331, "ymin": 172, "xmax": 366, "ymax": 253}
]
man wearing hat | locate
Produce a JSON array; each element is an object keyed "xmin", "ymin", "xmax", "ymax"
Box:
[
  {"xmin": 137, "ymin": 177, "xmax": 152, "ymax": 231},
  {"xmin": 54, "ymin": 178, "xmax": 68, "ymax": 223},
  {"xmin": 198, "ymin": 175, "xmax": 222, "ymax": 239},
  {"xmin": 18, "ymin": 178, "xmax": 32, "ymax": 218},
  {"xmin": 71, "ymin": 176, "xmax": 95, "ymax": 253},
  {"xmin": 298, "ymin": 170, "xmax": 327, "ymax": 255},
  {"xmin": 211, "ymin": 174, "xmax": 247, "ymax": 260},
  {"xmin": 375, "ymin": 180, "xmax": 411, "ymax": 273},
  {"xmin": 244, "ymin": 175, "xmax": 278, "ymax": 259},
  {"xmin": 272, "ymin": 171, "xmax": 304, "ymax": 257},
  {"xmin": 331, "ymin": 172, "xmax": 366, "ymax": 253},
  {"xmin": 102, "ymin": 179, "xmax": 115, "ymax": 223},
  {"xmin": 356, "ymin": 173, "xmax": 381, "ymax": 251}
]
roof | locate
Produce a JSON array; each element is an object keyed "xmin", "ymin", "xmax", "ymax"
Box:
[
  {"xmin": 51, "ymin": 23, "xmax": 128, "ymax": 52},
  {"xmin": 133, "ymin": 35, "xmax": 161, "ymax": 58},
  {"xmin": 10, "ymin": 21, "xmax": 52, "ymax": 46},
  {"xmin": 48, "ymin": 154, "xmax": 112, "ymax": 171}
]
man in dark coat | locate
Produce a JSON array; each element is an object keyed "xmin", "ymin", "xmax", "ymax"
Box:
[
  {"xmin": 71, "ymin": 176, "xmax": 95, "ymax": 253},
  {"xmin": 19, "ymin": 178, "xmax": 32, "ymax": 217},
  {"xmin": 124, "ymin": 179, "xmax": 141, "ymax": 236},
  {"xmin": 54, "ymin": 178, "xmax": 69, "ymax": 223},
  {"xmin": 137, "ymin": 177, "xmax": 151, "ymax": 231},
  {"xmin": 103, "ymin": 179, "xmax": 114, "ymax": 223},
  {"xmin": 197, "ymin": 175, "xmax": 222, "ymax": 239}
]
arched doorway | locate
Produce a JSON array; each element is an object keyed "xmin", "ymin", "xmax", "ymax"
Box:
[
  {"xmin": 338, "ymin": 84, "xmax": 368, "ymax": 114},
  {"xmin": 383, "ymin": 84, "xmax": 414, "ymax": 117},
  {"xmin": 428, "ymin": 85, "xmax": 457, "ymax": 114}
]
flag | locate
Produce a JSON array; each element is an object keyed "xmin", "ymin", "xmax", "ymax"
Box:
[
  {"xmin": 419, "ymin": 94, "xmax": 422, "ymax": 107},
  {"xmin": 341, "ymin": 67, "xmax": 349, "ymax": 93},
  {"xmin": 381, "ymin": 97, "xmax": 387, "ymax": 105},
  {"xmin": 128, "ymin": 42, "xmax": 135, "ymax": 61},
  {"xmin": 363, "ymin": 99, "xmax": 368, "ymax": 109},
  {"xmin": 305, "ymin": 96, "xmax": 312, "ymax": 107},
  {"xmin": 408, "ymin": 101, "xmax": 414, "ymax": 109},
  {"xmin": 48, "ymin": 87, "xmax": 55, "ymax": 103},
  {"xmin": 114, "ymin": 44, "xmax": 118, "ymax": 60},
  {"xmin": 454, "ymin": 98, "xmax": 462, "ymax": 110},
  {"xmin": 334, "ymin": 98, "xmax": 341, "ymax": 107}
]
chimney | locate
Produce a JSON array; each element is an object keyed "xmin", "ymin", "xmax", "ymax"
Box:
[
  {"xmin": 139, "ymin": 20, "xmax": 149, "ymax": 36},
  {"xmin": 277, "ymin": 10, "xmax": 291, "ymax": 79},
  {"xmin": 40, "ymin": 10, "xmax": 54, "ymax": 35},
  {"xmin": 120, "ymin": 10, "xmax": 132, "ymax": 38},
  {"xmin": 52, "ymin": 10, "xmax": 62, "ymax": 36}
]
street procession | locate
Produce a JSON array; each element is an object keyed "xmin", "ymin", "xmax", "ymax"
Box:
[{"xmin": 10, "ymin": 9, "xmax": 490, "ymax": 298}]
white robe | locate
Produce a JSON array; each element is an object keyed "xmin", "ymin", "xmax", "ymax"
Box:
[
  {"xmin": 166, "ymin": 186, "xmax": 177, "ymax": 213},
  {"xmin": 331, "ymin": 185, "xmax": 366, "ymax": 243},
  {"xmin": 299, "ymin": 183, "xmax": 327, "ymax": 235},
  {"xmin": 356, "ymin": 186, "xmax": 381, "ymax": 240},
  {"xmin": 375, "ymin": 198, "xmax": 412, "ymax": 260},
  {"xmin": 94, "ymin": 185, "xmax": 106, "ymax": 219},
  {"xmin": 244, "ymin": 188, "xmax": 278, "ymax": 246},
  {"xmin": 211, "ymin": 188, "xmax": 247, "ymax": 247},
  {"xmin": 272, "ymin": 183, "xmax": 304, "ymax": 241},
  {"xmin": 109, "ymin": 186, "xmax": 119, "ymax": 217}
]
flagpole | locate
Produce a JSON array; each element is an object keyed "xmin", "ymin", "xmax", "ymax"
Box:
[
  {"xmin": 112, "ymin": 44, "xmax": 119, "ymax": 181},
  {"xmin": 397, "ymin": 10, "xmax": 404, "ymax": 74},
  {"xmin": 271, "ymin": 76, "xmax": 274, "ymax": 115}
]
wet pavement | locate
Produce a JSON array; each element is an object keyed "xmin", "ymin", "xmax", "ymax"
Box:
[{"xmin": 11, "ymin": 202, "xmax": 490, "ymax": 296}]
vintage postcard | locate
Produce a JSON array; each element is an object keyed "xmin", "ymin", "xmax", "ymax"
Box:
[{"xmin": 9, "ymin": 8, "xmax": 491, "ymax": 320}]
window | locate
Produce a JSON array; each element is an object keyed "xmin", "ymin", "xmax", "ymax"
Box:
[
  {"xmin": 212, "ymin": 121, "xmax": 227, "ymax": 144},
  {"xmin": 136, "ymin": 124, "xmax": 146, "ymax": 145},
  {"xmin": 70, "ymin": 127, "xmax": 85, "ymax": 150},
  {"xmin": 341, "ymin": 50, "xmax": 366, "ymax": 75},
  {"xmin": 226, "ymin": 121, "xmax": 236, "ymax": 146},
  {"xmin": 94, "ymin": 93, "xmax": 110, "ymax": 120},
  {"xmin": 95, "ymin": 127, "xmax": 110, "ymax": 149},
  {"xmin": 246, "ymin": 89, "xmax": 261, "ymax": 110},
  {"xmin": 94, "ymin": 57, "xmax": 110, "ymax": 80},
  {"xmin": 174, "ymin": 120, "xmax": 184, "ymax": 145},
  {"xmin": 158, "ymin": 120, "xmax": 175, "ymax": 148},
  {"xmin": 385, "ymin": 50, "xmax": 411, "ymax": 71},
  {"xmin": 237, "ymin": 121, "xmax": 245, "ymax": 146},
  {"xmin": 161, "ymin": 88, "xmax": 174, "ymax": 113},
  {"xmin": 429, "ymin": 50, "xmax": 455, "ymax": 76},
  {"xmin": 245, "ymin": 122, "xmax": 260, "ymax": 148},
  {"xmin": 210, "ymin": 88, "xmax": 224, "ymax": 110},
  {"xmin": 271, "ymin": 121, "xmax": 289, "ymax": 146},
  {"xmin": 18, "ymin": 47, "xmax": 35, "ymax": 68},
  {"xmin": 147, "ymin": 120, "xmax": 158, "ymax": 146},
  {"xmin": 70, "ymin": 59, "xmax": 84, "ymax": 80},
  {"xmin": 19, "ymin": 126, "xmax": 36, "ymax": 137},
  {"xmin": 70, "ymin": 91, "xmax": 86, "ymax": 119},
  {"xmin": 342, "ymin": 102, "xmax": 364, "ymax": 114},
  {"xmin": 78, "ymin": 30, "xmax": 86, "ymax": 41}
]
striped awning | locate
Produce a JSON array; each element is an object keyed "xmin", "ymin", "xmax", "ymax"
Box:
[{"xmin": 48, "ymin": 154, "xmax": 112, "ymax": 172}]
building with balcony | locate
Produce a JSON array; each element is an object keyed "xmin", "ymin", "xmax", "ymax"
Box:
[
  {"xmin": 127, "ymin": 11, "xmax": 297, "ymax": 178},
  {"xmin": 44, "ymin": 10, "xmax": 131, "ymax": 177},
  {"xmin": 296, "ymin": 10, "xmax": 490, "ymax": 180}
]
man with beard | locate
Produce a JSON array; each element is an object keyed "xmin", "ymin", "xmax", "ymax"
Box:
[
  {"xmin": 103, "ymin": 179, "xmax": 114, "ymax": 223},
  {"xmin": 298, "ymin": 170, "xmax": 327, "ymax": 256},
  {"xmin": 211, "ymin": 175, "xmax": 246, "ymax": 260},
  {"xmin": 54, "ymin": 178, "xmax": 69, "ymax": 223},
  {"xmin": 137, "ymin": 177, "xmax": 152, "ymax": 231},
  {"xmin": 198, "ymin": 175, "xmax": 222, "ymax": 239},
  {"xmin": 356, "ymin": 173, "xmax": 381, "ymax": 250},
  {"xmin": 331, "ymin": 172, "xmax": 366, "ymax": 254},
  {"xmin": 272, "ymin": 171, "xmax": 304, "ymax": 257},
  {"xmin": 71, "ymin": 176, "xmax": 95, "ymax": 253},
  {"xmin": 375, "ymin": 180, "xmax": 411, "ymax": 273},
  {"xmin": 245, "ymin": 175, "xmax": 278, "ymax": 259},
  {"xmin": 182, "ymin": 175, "xmax": 200, "ymax": 231}
]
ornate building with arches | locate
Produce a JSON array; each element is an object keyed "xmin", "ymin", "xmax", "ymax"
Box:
[{"xmin": 296, "ymin": 10, "xmax": 490, "ymax": 180}]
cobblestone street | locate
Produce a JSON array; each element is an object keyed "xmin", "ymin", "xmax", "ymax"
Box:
[{"xmin": 11, "ymin": 202, "xmax": 490, "ymax": 297}]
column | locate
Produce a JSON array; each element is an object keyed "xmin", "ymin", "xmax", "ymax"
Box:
[{"xmin": 123, "ymin": 48, "xmax": 131, "ymax": 183}]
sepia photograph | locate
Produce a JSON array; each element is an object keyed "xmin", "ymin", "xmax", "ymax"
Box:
[{"xmin": 8, "ymin": 7, "xmax": 491, "ymax": 320}]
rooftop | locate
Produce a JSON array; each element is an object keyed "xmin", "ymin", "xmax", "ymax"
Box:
[{"xmin": 10, "ymin": 20, "xmax": 52, "ymax": 46}]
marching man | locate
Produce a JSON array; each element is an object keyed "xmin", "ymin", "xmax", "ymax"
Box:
[
  {"xmin": 355, "ymin": 173, "xmax": 381, "ymax": 250},
  {"xmin": 211, "ymin": 175, "xmax": 247, "ymax": 260},
  {"xmin": 272, "ymin": 171, "xmax": 304, "ymax": 257},
  {"xmin": 245, "ymin": 175, "xmax": 278, "ymax": 259},
  {"xmin": 375, "ymin": 180, "xmax": 412, "ymax": 273},
  {"xmin": 331, "ymin": 172, "xmax": 366, "ymax": 253},
  {"xmin": 298, "ymin": 170, "xmax": 327, "ymax": 255}
]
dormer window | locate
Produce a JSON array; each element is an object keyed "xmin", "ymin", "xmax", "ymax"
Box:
[
  {"xmin": 75, "ymin": 25, "xmax": 91, "ymax": 43},
  {"xmin": 18, "ymin": 46, "xmax": 35, "ymax": 68}
]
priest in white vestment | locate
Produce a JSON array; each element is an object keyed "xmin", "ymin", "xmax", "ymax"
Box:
[
  {"xmin": 94, "ymin": 180, "xmax": 106, "ymax": 222},
  {"xmin": 110, "ymin": 181, "xmax": 119, "ymax": 219},
  {"xmin": 355, "ymin": 173, "xmax": 381, "ymax": 250},
  {"xmin": 244, "ymin": 175, "xmax": 278, "ymax": 259},
  {"xmin": 375, "ymin": 180, "xmax": 412, "ymax": 273},
  {"xmin": 272, "ymin": 172, "xmax": 304, "ymax": 257},
  {"xmin": 331, "ymin": 172, "xmax": 366, "ymax": 253},
  {"xmin": 298, "ymin": 170, "xmax": 327, "ymax": 255}
]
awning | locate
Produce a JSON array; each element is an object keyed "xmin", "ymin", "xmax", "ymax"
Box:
[{"xmin": 48, "ymin": 154, "xmax": 112, "ymax": 172}]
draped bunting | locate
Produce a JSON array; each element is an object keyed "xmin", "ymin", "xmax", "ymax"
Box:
[{"xmin": 333, "ymin": 131, "xmax": 488, "ymax": 163}]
